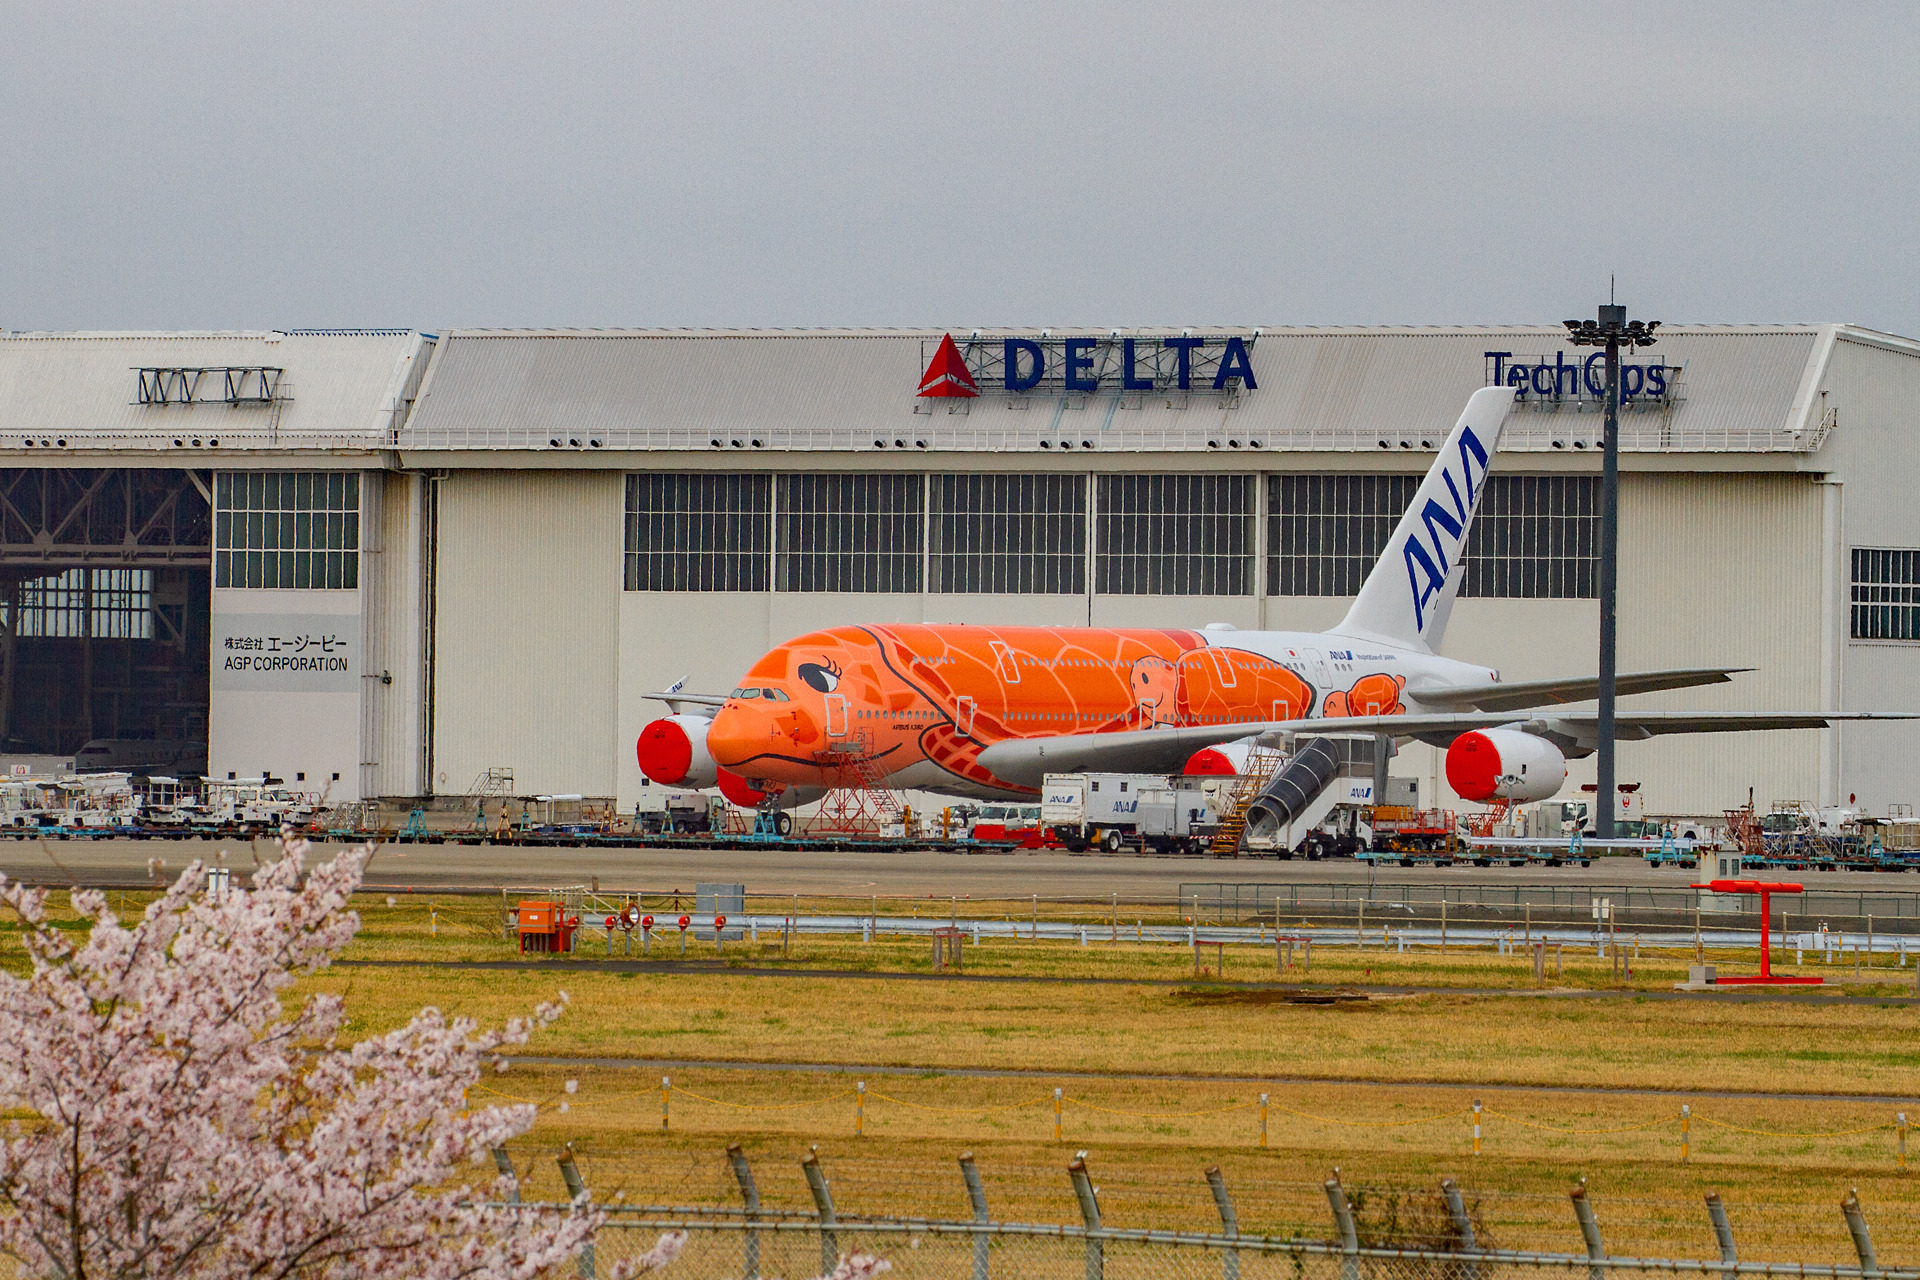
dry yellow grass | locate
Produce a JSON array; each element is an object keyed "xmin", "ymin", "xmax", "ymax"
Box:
[
  {"xmin": 301, "ymin": 961, "xmax": 1920, "ymax": 1097},
  {"xmin": 12, "ymin": 888, "xmax": 1920, "ymax": 1262},
  {"xmin": 479, "ymin": 1063, "xmax": 1920, "ymax": 1266}
]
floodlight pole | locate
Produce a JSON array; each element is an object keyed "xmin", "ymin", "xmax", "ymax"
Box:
[
  {"xmin": 1597, "ymin": 313, "xmax": 1621, "ymax": 841},
  {"xmin": 1564, "ymin": 306, "xmax": 1659, "ymax": 842}
]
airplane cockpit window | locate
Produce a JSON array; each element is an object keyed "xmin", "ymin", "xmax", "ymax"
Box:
[{"xmin": 731, "ymin": 687, "xmax": 761, "ymax": 699}]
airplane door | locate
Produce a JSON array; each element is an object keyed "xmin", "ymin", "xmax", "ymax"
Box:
[
  {"xmin": 825, "ymin": 694, "xmax": 850, "ymax": 738},
  {"xmin": 955, "ymin": 695, "xmax": 977, "ymax": 738},
  {"xmin": 1303, "ymin": 648, "xmax": 1334, "ymax": 694}
]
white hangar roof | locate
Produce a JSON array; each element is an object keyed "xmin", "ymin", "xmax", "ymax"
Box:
[
  {"xmin": 393, "ymin": 324, "xmax": 1893, "ymax": 458},
  {"xmin": 3, "ymin": 324, "xmax": 1916, "ymax": 464},
  {"xmin": 0, "ymin": 329, "xmax": 428, "ymax": 460}
]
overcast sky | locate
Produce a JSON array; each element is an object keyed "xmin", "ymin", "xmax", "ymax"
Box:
[{"xmin": 3, "ymin": 3, "xmax": 1915, "ymax": 335}]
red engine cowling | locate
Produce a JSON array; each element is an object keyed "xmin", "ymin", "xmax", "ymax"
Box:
[
  {"xmin": 1183, "ymin": 741, "xmax": 1253, "ymax": 776},
  {"xmin": 1445, "ymin": 729, "xmax": 1567, "ymax": 803},
  {"xmin": 636, "ymin": 715, "xmax": 720, "ymax": 789}
]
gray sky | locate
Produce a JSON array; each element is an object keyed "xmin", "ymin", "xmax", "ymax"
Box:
[{"xmin": 3, "ymin": 2, "xmax": 1915, "ymax": 335}]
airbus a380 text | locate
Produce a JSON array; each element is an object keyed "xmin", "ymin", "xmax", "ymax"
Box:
[{"xmin": 637, "ymin": 387, "xmax": 1909, "ymax": 811}]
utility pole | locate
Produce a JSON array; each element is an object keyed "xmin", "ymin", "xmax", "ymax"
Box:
[{"xmin": 1564, "ymin": 305, "xmax": 1660, "ymax": 840}]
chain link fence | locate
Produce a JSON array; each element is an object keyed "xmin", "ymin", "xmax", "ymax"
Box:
[
  {"xmin": 557, "ymin": 1212, "xmax": 1916, "ymax": 1280},
  {"xmin": 495, "ymin": 1147, "xmax": 1920, "ymax": 1278}
]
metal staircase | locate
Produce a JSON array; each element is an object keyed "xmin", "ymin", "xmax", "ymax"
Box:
[
  {"xmin": 803, "ymin": 735, "xmax": 905, "ymax": 837},
  {"xmin": 1209, "ymin": 746, "xmax": 1286, "ymax": 856}
]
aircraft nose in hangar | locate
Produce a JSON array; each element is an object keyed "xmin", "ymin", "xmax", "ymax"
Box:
[
  {"xmin": 705, "ymin": 704, "xmax": 759, "ymax": 769},
  {"xmin": 709, "ymin": 698, "xmax": 821, "ymax": 768}
]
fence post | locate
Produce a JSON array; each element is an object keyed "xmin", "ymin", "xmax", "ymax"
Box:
[
  {"xmin": 1570, "ymin": 1182, "xmax": 1605, "ymax": 1280},
  {"xmin": 1441, "ymin": 1178, "xmax": 1477, "ymax": 1249},
  {"xmin": 1259, "ymin": 1092, "xmax": 1269, "ymax": 1149},
  {"xmin": 1324, "ymin": 1172, "xmax": 1359, "ymax": 1280},
  {"xmin": 557, "ymin": 1143, "xmax": 594, "ymax": 1280},
  {"xmin": 1206, "ymin": 1166, "xmax": 1240, "ymax": 1280},
  {"xmin": 856, "ymin": 1081, "xmax": 865, "ymax": 1137},
  {"xmin": 661, "ymin": 1076, "xmax": 671, "ymax": 1132},
  {"xmin": 1441, "ymin": 897, "xmax": 1447, "ymax": 953},
  {"xmin": 802, "ymin": 1151, "xmax": 839, "ymax": 1277},
  {"xmin": 490, "ymin": 1147, "xmax": 520, "ymax": 1203},
  {"xmin": 1704, "ymin": 1192, "xmax": 1736, "ymax": 1265},
  {"xmin": 1054, "ymin": 1087, "xmax": 1064, "ymax": 1142},
  {"xmin": 959, "ymin": 1151, "xmax": 990, "ymax": 1280},
  {"xmin": 1842, "ymin": 1188, "xmax": 1878, "ymax": 1279},
  {"xmin": 1898, "ymin": 1113, "xmax": 1908, "ymax": 1172},
  {"xmin": 1472, "ymin": 1099, "xmax": 1482, "ymax": 1156},
  {"xmin": 1068, "ymin": 1152, "xmax": 1103, "ymax": 1280},
  {"xmin": 729, "ymin": 1143, "xmax": 762, "ymax": 1280},
  {"xmin": 1682, "ymin": 1104, "xmax": 1691, "ymax": 1163}
]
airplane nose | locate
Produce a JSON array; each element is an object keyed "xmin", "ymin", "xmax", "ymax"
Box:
[
  {"xmin": 708, "ymin": 701, "xmax": 821, "ymax": 771},
  {"xmin": 705, "ymin": 704, "xmax": 760, "ymax": 770}
]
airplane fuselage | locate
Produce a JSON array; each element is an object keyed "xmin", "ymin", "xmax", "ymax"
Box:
[{"xmin": 704, "ymin": 623, "xmax": 1498, "ymax": 800}]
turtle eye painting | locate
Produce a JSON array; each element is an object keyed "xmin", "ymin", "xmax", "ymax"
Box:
[{"xmin": 798, "ymin": 659, "xmax": 841, "ymax": 693}]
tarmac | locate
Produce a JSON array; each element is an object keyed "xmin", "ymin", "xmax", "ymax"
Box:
[{"xmin": 5, "ymin": 834, "xmax": 1918, "ymax": 897}]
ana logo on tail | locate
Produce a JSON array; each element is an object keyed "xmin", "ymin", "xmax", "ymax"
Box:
[
  {"xmin": 918, "ymin": 334, "xmax": 979, "ymax": 398},
  {"xmin": 1404, "ymin": 426, "xmax": 1491, "ymax": 633}
]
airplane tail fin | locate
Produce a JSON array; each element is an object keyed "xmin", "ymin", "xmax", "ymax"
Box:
[{"xmin": 1334, "ymin": 386, "xmax": 1516, "ymax": 653}]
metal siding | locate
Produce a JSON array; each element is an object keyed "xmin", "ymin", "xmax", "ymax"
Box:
[
  {"xmin": 432, "ymin": 471, "xmax": 622, "ymax": 797},
  {"xmin": 365, "ymin": 471, "xmax": 427, "ymax": 798},
  {"xmin": 1616, "ymin": 472, "xmax": 1825, "ymax": 813},
  {"xmin": 1826, "ymin": 336, "xmax": 1920, "ymax": 812},
  {"xmin": 398, "ymin": 327, "xmax": 1823, "ymax": 454}
]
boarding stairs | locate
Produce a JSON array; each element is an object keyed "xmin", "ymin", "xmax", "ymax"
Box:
[
  {"xmin": 1242, "ymin": 735, "xmax": 1381, "ymax": 855},
  {"xmin": 1209, "ymin": 746, "xmax": 1286, "ymax": 856}
]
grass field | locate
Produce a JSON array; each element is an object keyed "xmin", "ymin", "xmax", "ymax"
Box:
[{"xmin": 8, "ymin": 887, "xmax": 1919, "ymax": 1262}]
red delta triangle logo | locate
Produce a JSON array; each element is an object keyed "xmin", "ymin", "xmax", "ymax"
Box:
[{"xmin": 917, "ymin": 333, "xmax": 979, "ymax": 398}]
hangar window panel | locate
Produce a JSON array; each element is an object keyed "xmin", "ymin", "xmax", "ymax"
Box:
[
  {"xmin": 1852, "ymin": 548, "xmax": 1920, "ymax": 641},
  {"xmin": 213, "ymin": 471, "xmax": 360, "ymax": 591},
  {"xmin": 930, "ymin": 474, "xmax": 1086, "ymax": 594},
  {"xmin": 776, "ymin": 474, "xmax": 924, "ymax": 593},
  {"xmin": 624, "ymin": 474, "xmax": 771, "ymax": 592},
  {"xmin": 1463, "ymin": 475, "xmax": 1597, "ymax": 599},
  {"xmin": 6, "ymin": 568, "xmax": 153, "ymax": 639},
  {"xmin": 1096, "ymin": 475, "xmax": 1254, "ymax": 595},
  {"xmin": 1268, "ymin": 475, "xmax": 1419, "ymax": 596},
  {"xmin": 1265, "ymin": 474, "xmax": 1597, "ymax": 599}
]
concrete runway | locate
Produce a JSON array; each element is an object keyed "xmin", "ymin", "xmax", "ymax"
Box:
[{"xmin": 4, "ymin": 834, "xmax": 1917, "ymax": 898}]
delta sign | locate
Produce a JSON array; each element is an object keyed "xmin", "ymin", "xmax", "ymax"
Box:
[{"xmin": 918, "ymin": 332, "xmax": 1259, "ymax": 399}]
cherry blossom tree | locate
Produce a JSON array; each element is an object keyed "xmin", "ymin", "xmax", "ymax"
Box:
[{"xmin": 0, "ymin": 837, "xmax": 664, "ymax": 1280}]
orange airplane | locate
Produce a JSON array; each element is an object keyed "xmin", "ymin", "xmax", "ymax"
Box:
[{"xmin": 638, "ymin": 388, "xmax": 1908, "ymax": 815}]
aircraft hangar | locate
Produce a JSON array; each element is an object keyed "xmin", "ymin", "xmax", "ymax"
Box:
[{"xmin": 1, "ymin": 323, "xmax": 1916, "ymax": 819}]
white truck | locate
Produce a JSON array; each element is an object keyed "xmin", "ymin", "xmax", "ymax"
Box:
[{"xmin": 1042, "ymin": 772, "xmax": 1218, "ymax": 854}]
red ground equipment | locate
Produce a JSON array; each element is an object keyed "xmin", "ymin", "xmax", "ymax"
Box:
[
  {"xmin": 1688, "ymin": 879, "xmax": 1821, "ymax": 985},
  {"xmin": 516, "ymin": 899, "xmax": 576, "ymax": 954}
]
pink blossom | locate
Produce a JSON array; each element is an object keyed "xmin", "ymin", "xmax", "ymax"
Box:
[{"xmin": 0, "ymin": 836, "xmax": 611, "ymax": 1280}]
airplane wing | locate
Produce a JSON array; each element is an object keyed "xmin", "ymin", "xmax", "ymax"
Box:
[
  {"xmin": 644, "ymin": 690, "xmax": 728, "ymax": 714},
  {"xmin": 1412, "ymin": 668, "xmax": 1748, "ymax": 713},
  {"xmin": 974, "ymin": 710, "xmax": 1917, "ymax": 787}
]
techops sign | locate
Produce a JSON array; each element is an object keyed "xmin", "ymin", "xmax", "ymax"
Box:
[
  {"xmin": 1485, "ymin": 349, "xmax": 1678, "ymax": 408},
  {"xmin": 919, "ymin": 332, "xmax": 1259, "ymax": 399}
]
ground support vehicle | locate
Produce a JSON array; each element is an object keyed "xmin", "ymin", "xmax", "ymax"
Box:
[
  {"xmin": 1041, "ymin": 773, "xmax": 1219, "ymax": 853},
  {"xmin": 1366, "ymin": 806, "xmax": 1462, "ymax": 861}
]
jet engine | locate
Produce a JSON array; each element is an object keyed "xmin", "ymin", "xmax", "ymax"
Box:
[
  {"xmin": 636, "ymin": 715, "xmax": 720, "ymax": 789},
  {"xmin": 1183, "ymin": 740, "xmax": 1254, "ymax": 776},
  {"xmin": 638, "ymin": 716, "xmax": 822, "ymax": 811},
  {"xmin": 1445, "ymin": 729, "xmax": 1567, "ymax": 803}
]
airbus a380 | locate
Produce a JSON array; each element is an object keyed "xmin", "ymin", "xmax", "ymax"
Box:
[{"xmin": 637, "ymin": 387, "xmax": 1908, "ymax": 815}]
